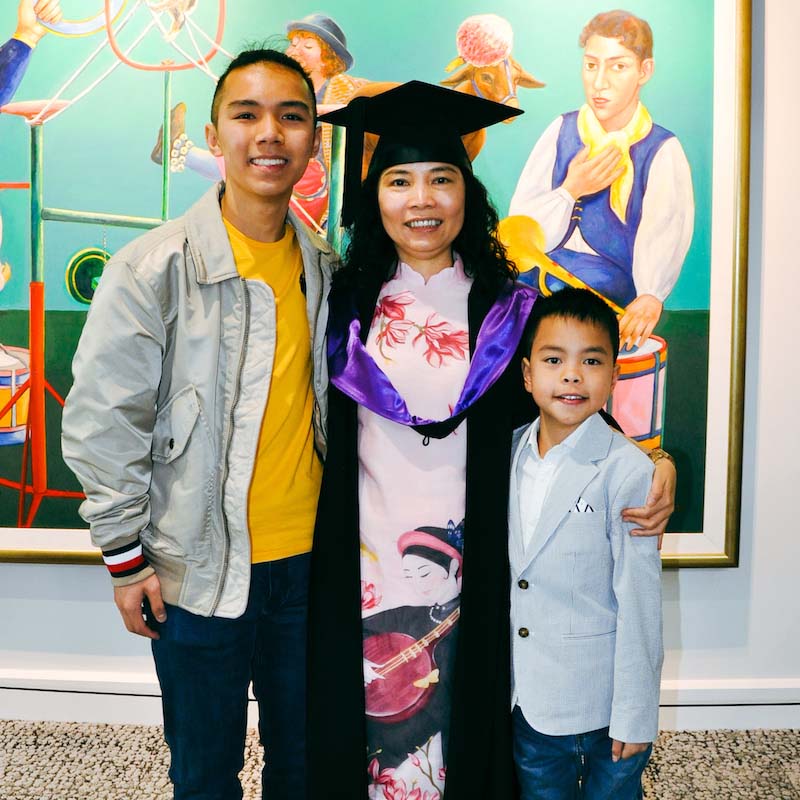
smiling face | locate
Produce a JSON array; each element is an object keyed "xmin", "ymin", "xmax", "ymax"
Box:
[
  {"xmin": 377, "ymin": 161, "xmax": 466, "ymax": 277},
  {"xmin": 205, "ymin": 62, "xmax": 320, "ymax": 228},
  {"xmin": 581, "ymin": 34, "xmax": 653, "ymax": 131},
  {"xmin": 522, "ymin": 315, "xmax": 619, "ymax": 448}
]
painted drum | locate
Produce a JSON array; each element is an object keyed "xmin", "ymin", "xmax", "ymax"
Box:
[
  {"xmin": 0, "ymin": 346, "xmax": 30, "ymax": 446},
  {"xmin": 38, "ymin": 0, "xmax": 127, "ymax": 37},
  {"xmin": 606, "ymin": 335, "xmax": 668, "ymax": 449}
]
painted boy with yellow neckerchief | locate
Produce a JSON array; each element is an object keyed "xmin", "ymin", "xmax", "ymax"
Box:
[{"xmin": 509, "ymin": 10, "xmax": 694, "ymax": 350}]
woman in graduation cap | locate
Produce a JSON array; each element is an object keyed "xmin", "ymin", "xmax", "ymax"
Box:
[{"xmin": 306, "ymin": 81, "xmax": 675, "ymax": 799}]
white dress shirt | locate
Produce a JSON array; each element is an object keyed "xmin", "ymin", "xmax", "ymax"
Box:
[{"xmin": 515, "ymin": 416, "xmax": 593, "ymax": 553}]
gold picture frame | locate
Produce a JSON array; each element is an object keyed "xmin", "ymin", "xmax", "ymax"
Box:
[
  {"xmin": 659, "ymin": 0, "xmax": 750, "ymax": 567},
  {"xmin": 0, "ymin": 0, "xmax": 750, "ymax": 566}
]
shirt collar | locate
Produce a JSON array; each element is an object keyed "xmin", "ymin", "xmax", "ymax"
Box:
[
  {"xmin": 394, "ymin": 252, "xmax": 468, "ymax": 287},
  {"xmin": 524, "ymin": 414, "xmax": 595, "ymax": 463}
]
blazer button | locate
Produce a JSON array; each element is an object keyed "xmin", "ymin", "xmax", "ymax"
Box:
[
  {"xmin": 518, "ymin": 627, "xmax": 530, "ymax": 638},
  {"xmin": 518, "ymin": 579, "xmax": 529, "ymax": 590}
]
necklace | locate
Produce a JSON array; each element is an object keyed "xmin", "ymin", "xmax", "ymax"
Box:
[{"xmin": 429, "ymin": 599, "xmax": 458, "ymax": 624}]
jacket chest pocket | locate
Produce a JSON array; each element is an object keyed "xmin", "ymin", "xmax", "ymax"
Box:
[
  {"xmin": 560, "ymin": 510, "xmax": 609, "ymax": 554},
  {"xmin": 152, "ymin": 385, "xmax": 200, "ymax": 463}
]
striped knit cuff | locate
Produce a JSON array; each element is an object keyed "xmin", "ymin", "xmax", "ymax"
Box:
[{"xmin": 102, "ymin": 540, "xmax": 149, "ymax": 579}]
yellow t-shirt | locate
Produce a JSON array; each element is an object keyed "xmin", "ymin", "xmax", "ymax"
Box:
[{"xmin": 224, "ymin": 218, "xmax": 323, "ymax": 563}]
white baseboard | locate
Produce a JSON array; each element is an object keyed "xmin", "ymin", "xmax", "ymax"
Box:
[
  {"xmin": 0, "ymin": 667, "xmax": 258, "ymax": 727},
  {"xmin": 2, "ymin": 671, "xmax": 798, "ymax": 730},
  {"xmin": 657, "ymin": 678, "xmax": 800, "ymax": 730},
  {"xmin": 659, "ymin": 677, "xmax": 800, "ymax": 706},
  {"xmin": 659, "ymin": 704, "xmax": 800, "ymax": 731},
  {"xmin": 0, "ymin": 688, "xmax": 166, "ymax": 726}
]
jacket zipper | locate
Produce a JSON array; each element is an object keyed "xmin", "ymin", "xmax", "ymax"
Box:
[
  {"xmin": 211, "ymin": 277, "xmax": 251, "ymax": 613},
  {"xmin": 312, "ymin": 249, "xmax": 327, "ymax": 443}
]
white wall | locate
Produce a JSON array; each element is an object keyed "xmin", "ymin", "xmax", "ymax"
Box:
[
  {"xmin": 2, "ymin": 0, "xmax": 799, "ymax": 729},
  {"xmin": 657, "ymin": 0, "xmax": 800, "ymax": 729}
]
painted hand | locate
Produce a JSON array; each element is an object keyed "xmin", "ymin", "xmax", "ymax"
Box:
[
  {"xmin": 363, "ymin": 660, "xmax": 385, "ymax": 686},
  {"xmin": 620, "ymin": 294, "xmax": 663, "ymax": 350},
  {"xmin": 15, "ymin": 0, "xmax": 63, "ymax": 48},
  {"xmin": 561, "ymin": 144, "xmax": 624, "ymax": 200}
]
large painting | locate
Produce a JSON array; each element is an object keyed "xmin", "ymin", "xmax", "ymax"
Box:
[{"xmin": 0, "ymin": 0, "xmax": 748, "ymax": 566}]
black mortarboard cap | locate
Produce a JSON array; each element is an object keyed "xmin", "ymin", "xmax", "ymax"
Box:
[{"xmin": 319, "ymin": 80, "xmax": 522, "ymax": 227}]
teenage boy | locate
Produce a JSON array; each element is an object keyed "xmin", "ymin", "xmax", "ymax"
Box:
[
  {"xmin": 509, "ymin": 287, "xmax": 663, "ymax": 799},
  {"xmin": 62, "ymin": 48, "xmax": 334, "ymax": 800},
  {"xmin": 509, "ymin": 9, "xmax": 694, "ymax": 349}
]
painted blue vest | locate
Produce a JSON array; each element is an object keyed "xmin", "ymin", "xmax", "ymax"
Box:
[{"xmin": 526, "ymin": 110, "xmax": 674, "ymax": 308}]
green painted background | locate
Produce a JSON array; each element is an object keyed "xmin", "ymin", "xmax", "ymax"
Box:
[
  {"xmin": 0, "ymin": 1, "xmax": 714, "ymax": 531},
  {"xmin": 0, "ymin": 0, "xmax": 713, "ymax": 312}
]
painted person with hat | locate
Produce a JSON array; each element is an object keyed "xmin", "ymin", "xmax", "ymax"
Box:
[
  {"xmin": 286, "ymin": 13, "xmax": 365, "ymax": 113},
  {"xmin": 286, "ymin": 13, "xmax": 367, "ymax": 228},
  {"xmin": 306, "ymin": 81, "xmax": 676, "ymax": 799}
]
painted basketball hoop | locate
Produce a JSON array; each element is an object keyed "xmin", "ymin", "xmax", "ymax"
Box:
[
  {"xmin": 7, "ymin": 1, "xmax": 232, "ymax": 129},
  {"xmin": 37, "ymin": 0, "xmax": 127, "ymax": 37},
  {"xmin": 105, "ymin": 0, "xmax": 227, "ymax": 72}
]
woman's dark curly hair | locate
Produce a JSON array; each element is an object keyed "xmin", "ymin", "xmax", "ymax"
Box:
[{"xmin": 334, "ymin": 165, "xmax": 518, "ymax": 294}]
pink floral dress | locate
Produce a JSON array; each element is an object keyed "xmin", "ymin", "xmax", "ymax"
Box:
[{"xmin": 358, "ymin": 257, "xmax": 471, "ymax": 800}]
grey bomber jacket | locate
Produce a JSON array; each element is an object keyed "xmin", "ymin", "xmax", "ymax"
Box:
[{"xmin": 61, "ymin": 184, "xmax": 336, "ymax": 618}]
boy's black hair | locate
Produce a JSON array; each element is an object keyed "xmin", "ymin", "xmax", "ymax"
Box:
[
  {"xmin": 523, "ymin": 287, "xmax": 620, "ymax": 361},
  {"xmin": 210, "ymin": 46, "xmax": 317, "ymax": 125}
]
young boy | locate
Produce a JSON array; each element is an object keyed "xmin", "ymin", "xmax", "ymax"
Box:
[
  {"xmin": 62, "ymin": 49, "xmax": 333, "ymax": 799},
  {"xmin": 509, "ymin": 287, "xmax": 663, "ymax": 799}
]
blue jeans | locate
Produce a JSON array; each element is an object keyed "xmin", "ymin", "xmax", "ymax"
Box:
[
  {"xmin": 513, "ymin": 706, "xmax": 651, "ymax": 800},
  {"xmin": 150, "ymin": 554, "xmax": 310, "ymax": 800}
]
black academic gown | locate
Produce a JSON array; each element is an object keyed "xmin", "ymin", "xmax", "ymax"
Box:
[{"xmin": 307, "ymin": 275, "xmax": 534, "ymax": 800}]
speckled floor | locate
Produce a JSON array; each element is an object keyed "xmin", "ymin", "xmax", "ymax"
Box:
[
  {"xmin": 0, "ymin": 722, "xmax": 798, "ymax": 799},
  {"xmin": 644, "ymin": 730, "xmax": 800, "ymax": 799}
]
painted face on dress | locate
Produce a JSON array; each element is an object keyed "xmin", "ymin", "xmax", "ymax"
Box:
[
  {"xmin": 581, "ymin": 34, "xmax": 654, "ymax": 131},
  {"xmin": 402, "ymin": 553, "xmax": 460, "ymax": 606},
  {"xmin": 205, "ymin": 62, "xmax": 320, "ymax": 209},
  {"xmin": 378, "ymin": 162, "xmax": 466, "ymax": 276}
]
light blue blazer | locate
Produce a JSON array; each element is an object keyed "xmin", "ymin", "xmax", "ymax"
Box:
[{"xmin": 509, "ymin": 412, "xmax": 663, "ymax": 743}]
